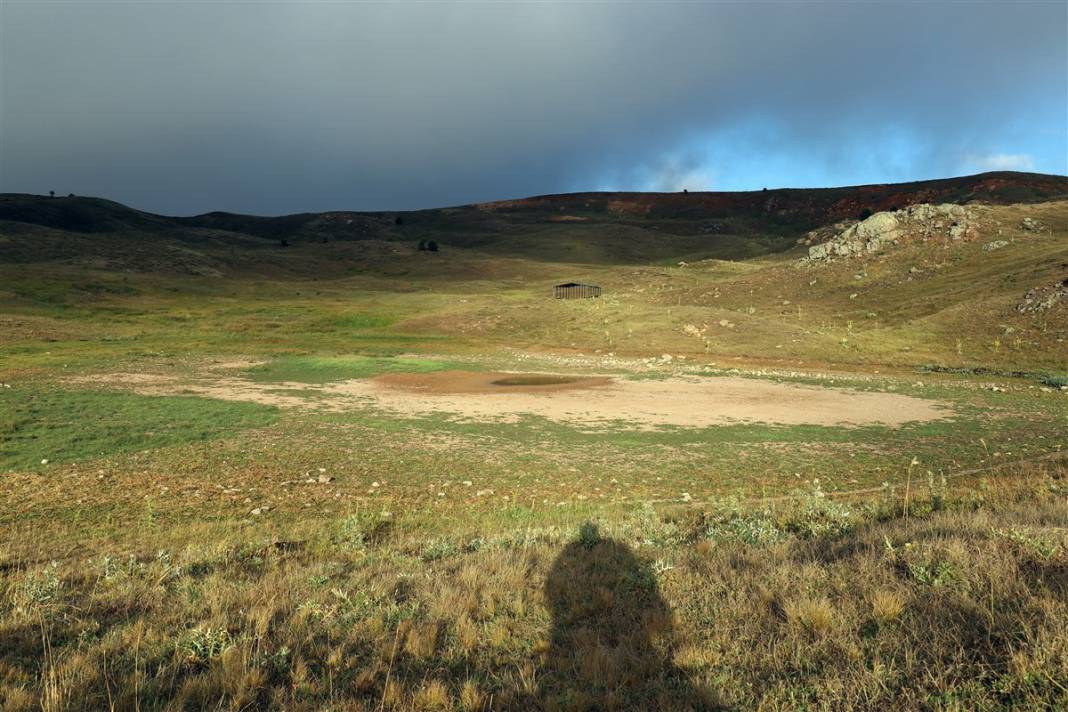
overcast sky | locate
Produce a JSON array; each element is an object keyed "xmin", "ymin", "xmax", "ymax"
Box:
[{"xmin": 1, "ymin": 1, "xmax": 1065, "ymax": 215}]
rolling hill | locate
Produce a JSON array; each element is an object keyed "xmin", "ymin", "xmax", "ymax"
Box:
[{"xmin": 2, "ymin": 171, "xmax": 1066, "ymax": 271}]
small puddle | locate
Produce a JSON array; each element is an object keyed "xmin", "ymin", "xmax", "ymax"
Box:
[
  {"xmin": 372, "ymin": 370, "xmax": 612, "ymax": 394},
  {"xmin": 491, "ymin": 375, "xmax": 578, "ymax": 387}
]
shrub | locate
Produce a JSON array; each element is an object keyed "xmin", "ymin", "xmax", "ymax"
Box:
[
  {"xmin": 1040, "ymin": 374, "xmax": 1068, "ymax": 389},
  {"xmin": 179, "ymin": 628, "xmax": 232, "ymax": 668},
  {"xmin": 334, "ymin": 510, "xmax": 391, "ymax": 549},
  {"xmin": 705, "ymin": 509, "xmax": 784, "ymax": 545}
]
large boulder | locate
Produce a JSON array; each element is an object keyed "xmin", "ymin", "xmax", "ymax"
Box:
[{"xmin": 806, "ymin": 203, "xmax": 979, "ymax": 262}]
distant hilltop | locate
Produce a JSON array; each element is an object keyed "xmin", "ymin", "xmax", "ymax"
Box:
[
  {"xmin": 471, "ymin": 171, "xmax": 1068, "ymax": 223},
  {"xmin": 2, "ymin": 172, "xmax": 1067, "ymax": 237}
]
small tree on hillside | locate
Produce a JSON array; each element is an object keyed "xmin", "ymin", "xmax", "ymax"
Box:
[{"xmin": 426, "ymin": 240, "xmax": 438, "ymax": 252}]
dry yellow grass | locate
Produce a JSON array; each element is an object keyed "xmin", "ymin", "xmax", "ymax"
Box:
[
  {"xmin": 1, "ymin": 452, "xmax": 1066, "ymax": 710},
  {"xmin": 870, "ymin": 588, "xmax": 908, "ymax": 625},
  {"xmin": 784, "ymin": 595, "xmax": 836, "ymax": 635}
]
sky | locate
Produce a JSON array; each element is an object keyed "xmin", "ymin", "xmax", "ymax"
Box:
[{"xmin": 1, "ymin": 1, "xmax": 1066, "ymax": 216}]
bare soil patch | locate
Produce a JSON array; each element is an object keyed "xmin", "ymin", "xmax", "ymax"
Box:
[
  {"xmin": 72, "ymin": 370, "xmax": 950, "ymax": 429},
  {"xmin": 338, "ymin": 372, "xmax": 949, "ymax": 428}
]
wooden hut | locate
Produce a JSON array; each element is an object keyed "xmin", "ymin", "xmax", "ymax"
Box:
[{"xmin": 553, "ymin": 282, "xmax": 602, "ymax": 299}]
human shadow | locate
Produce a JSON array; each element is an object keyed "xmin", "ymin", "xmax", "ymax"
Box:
[{"xmin": 537, "ymin": 523, "xmax": 716, "ymax": 711}]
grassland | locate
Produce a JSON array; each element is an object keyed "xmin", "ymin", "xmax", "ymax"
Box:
[{"xmin": 1, "ymin": 184, "xmax": 1067, "ymax": 710}]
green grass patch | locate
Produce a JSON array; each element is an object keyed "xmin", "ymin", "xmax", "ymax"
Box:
[
  {"xmin": 329, "ymin": 312, "xmax": 396, "ymax": 330},
  {"xmin": 0, "ymin": 388, "xmax": 277, "ymax": 471},
  {"xmin": 1040, "ymin": 374, "xmax": 1068, "ymax": 389},
  {"xmin": 920, "ymin": 363, "xmax": 1068, "ymax": 388},
  {"xmin": 244, "ymin": 354, "xmax": 472, "ymax": 384}
]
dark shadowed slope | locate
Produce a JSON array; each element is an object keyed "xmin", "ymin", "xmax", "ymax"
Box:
[{"xmin": 1, "ymin": 172, "xmax": 1066, "ymax": 268}]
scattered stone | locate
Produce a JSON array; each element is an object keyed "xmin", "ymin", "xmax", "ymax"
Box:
[
  {"xmin": 682, "ymin": 324, "xmax": 705, "ymax": 337},
  {"xmin": 1016, "ymin": 280, "xmax": 1068, "ymax": 313},
  {"xmin": 1021, "ymin": 217, "xmax": 1044, "ymax": 231},
  {"xmin": 982, "ymin": 240, "xmax": 1009, "ymax": 252},
  {"xmin": 317, "ymin": 474, "xmax": 333, "ymax": 484}
]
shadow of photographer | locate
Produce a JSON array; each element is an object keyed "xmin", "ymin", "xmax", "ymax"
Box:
[{"xmin": 537, "ymin": 523, "xmax": 716, "ymax": 711}]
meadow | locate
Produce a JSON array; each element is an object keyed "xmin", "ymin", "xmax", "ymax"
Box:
[{"xmin": 1, "ymin": 186, "xmax": 1067, "ymax": 710}]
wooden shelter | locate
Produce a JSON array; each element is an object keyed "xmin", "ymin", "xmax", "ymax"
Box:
[{"xmin": 553, "ymin": 282, "xmax": 602, "ymax": 299}]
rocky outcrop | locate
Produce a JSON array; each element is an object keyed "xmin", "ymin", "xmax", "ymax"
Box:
[
  {"xmin": 1016, "ymin": 280, "xmax": 1068, "ymax": 313},
  {"xmin": 805, "ymin": 204, "xmax": 980, "ymax": 262}
]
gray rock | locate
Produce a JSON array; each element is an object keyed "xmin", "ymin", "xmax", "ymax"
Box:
[
  {"xmin": 983, "ymin": 240, "xmax": 1009, "ymax": 252},
  {"xmin": 806, "ymin": 203, "xmax": 978, "ymax": 262},
  {"xmin": 1017, "ymin": 281, "xmax": 1068, "ymax": 313}
]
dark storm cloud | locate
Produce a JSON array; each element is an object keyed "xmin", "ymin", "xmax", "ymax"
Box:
[{"xmin": 1, "ymin": 1, "xmax": 1065, "ymax": 215}]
